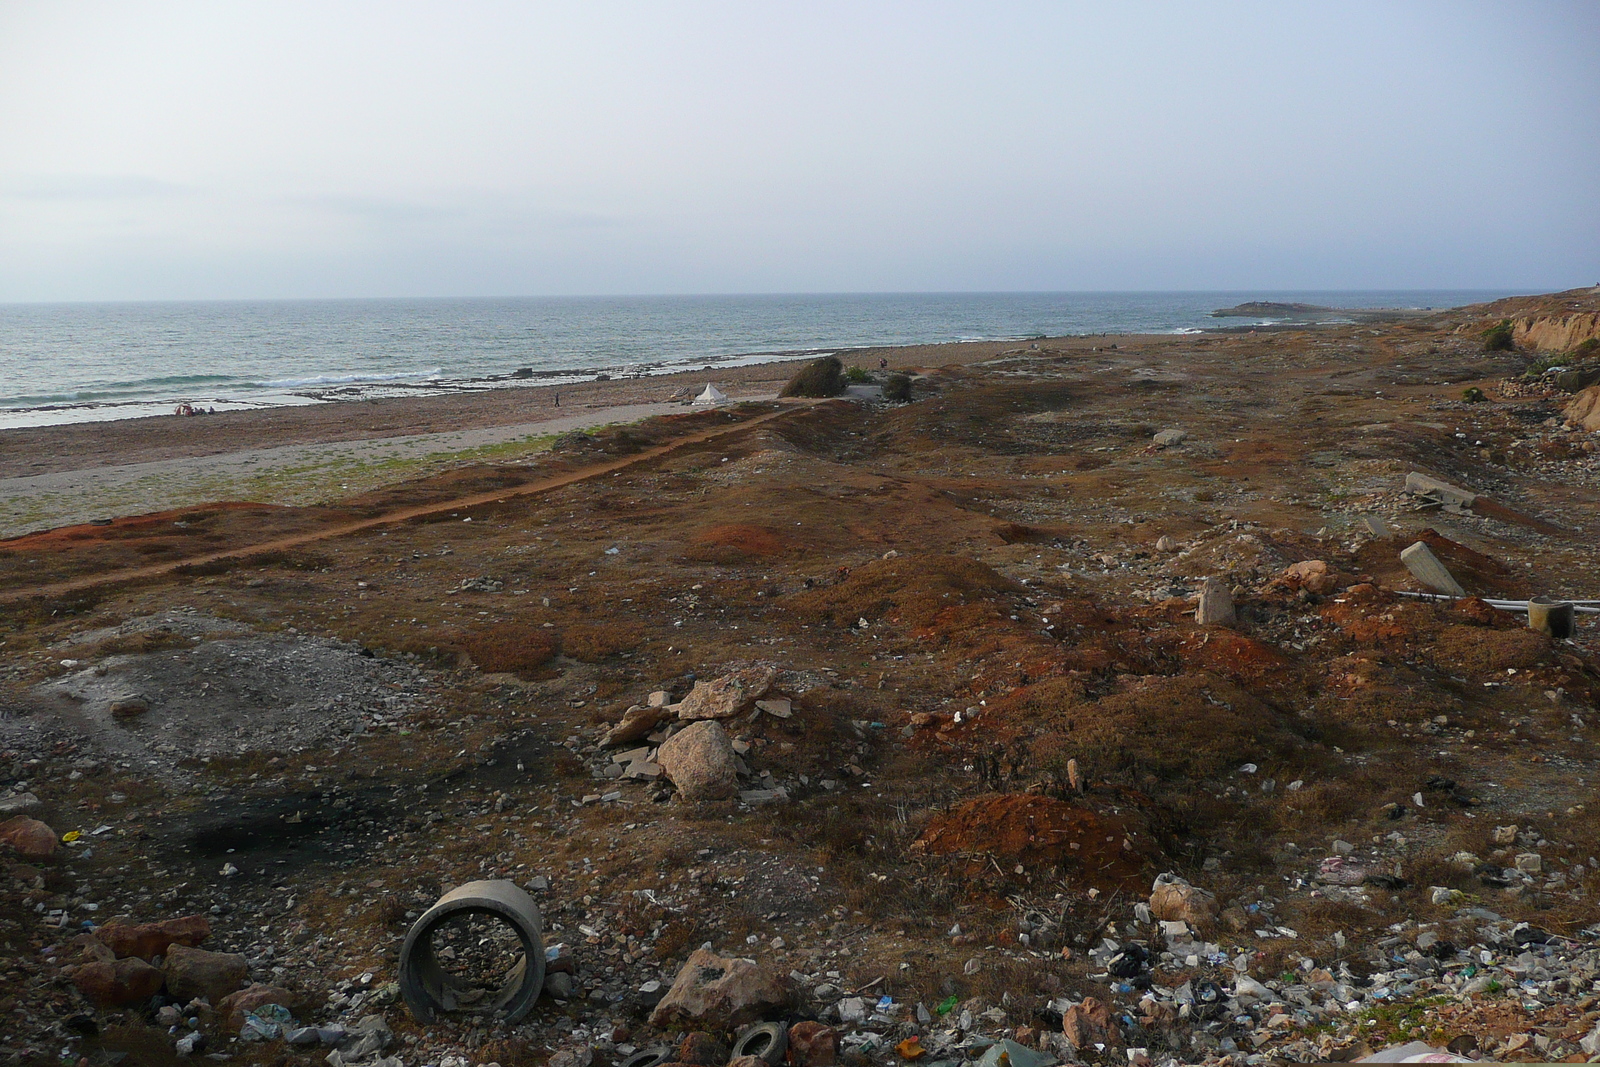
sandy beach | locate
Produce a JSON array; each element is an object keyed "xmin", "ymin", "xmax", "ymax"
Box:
[{"xmin": 0, "ymin": 338, "xmax": 1103, "ymax": 538}]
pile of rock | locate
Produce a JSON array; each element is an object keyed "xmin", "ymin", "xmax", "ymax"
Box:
[{"xmin": 596, "ymin": 669, "xmax": 793, "ymax": 804}]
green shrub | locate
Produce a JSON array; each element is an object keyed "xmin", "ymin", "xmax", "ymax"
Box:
[
  {"xmin": 844, "ymin": 366, "xmax": 871, "ymax": 383},
  {"xmin": 1481, "ymin": 319, "xmax": 1515, "ymax": 352},
  {"xmin": 1572, "ymin": 337, "xmax": 1599, "ymax": 358},
  {"xmin": 779, "ymin": 355, "xmax": 847, "ymax": 398},
  {"xmin": 1461, "ymin": 386, "xmax": 1487, "ymax": 403},
  {"xmin": 882, "ymin": 373, "xmax": 913, "ymax": 402}
]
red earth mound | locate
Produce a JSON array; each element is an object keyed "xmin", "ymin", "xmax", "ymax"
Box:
[{"xmin": 913, "ymin": 793, "xmax": 1159, "ymax": 891}]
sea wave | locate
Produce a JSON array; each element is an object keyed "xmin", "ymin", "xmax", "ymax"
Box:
[{"xmin": 256, "ymin": 367, "xmax": 444, "ymax": 389}]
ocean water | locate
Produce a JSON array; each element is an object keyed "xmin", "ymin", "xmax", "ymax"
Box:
[{"xmin": 0, "ymin": 290, "xmax": 1512, "ymax": 428}]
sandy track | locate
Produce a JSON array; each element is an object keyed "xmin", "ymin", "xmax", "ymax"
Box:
[
  {"xmin": 0, "ymin": 401, "xmax": 807, "ymax": 603},
  {"xmin": 0, "ymin": 398, "xmax": 767, "ymax": 539}
]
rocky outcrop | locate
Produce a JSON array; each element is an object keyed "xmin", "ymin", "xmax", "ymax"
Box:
[
  {"xmin": 1514, "ymin": 312, "xmax": 1600, "ymax": 352},
  {"xmin": 1565, "ymin": 386, "xmax": 1600, "ymax": 431},
  {"xmin": 72, "ymin": 957, "xmax": 165, "ymax": 1006}
]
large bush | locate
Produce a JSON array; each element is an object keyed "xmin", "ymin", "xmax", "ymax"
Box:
[
  {"xmin": 1481, "ymin": 319, "xmax": 1515, "ymax": 352},
  {"xmin": 779, "ymin": 355, "xmax": 847, "ymax": 398},
  {"xmin": 882, "ymin": 373, "xmax": 913, "ymax": 402}
]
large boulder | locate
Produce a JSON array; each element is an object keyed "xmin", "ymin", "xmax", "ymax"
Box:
[
  {"xmin": 676, "ymin": 667, "xmax": 777, "ymax": 721},
  {"xmin": 97, "ymin": 915, "xmax": 210, "ymax": 961},
  {"xmin": 657, "ymin": 721, "xmax": 740, "ymax": 801},
  {"xmin": 1148, "ymin": 873, "xmax": 1218, "ymax": 929},
  {"xmin": 163, "ymin": 944, "xmax": 248, "ymax": 1004},
  {"xmin": 1565, "ymin": 385, "xmax": 1600, "ymax": 431},
  {"xmin": 0, "ymin": 816, "xmax": 58, "ymax": 858},
  {"xmin": 73, "ymin": 957, "xmax": 165, "ymax": 1006},
  {"xmin": 649, "ymin": 948, "xmax": 790, "ymax": 1030}
]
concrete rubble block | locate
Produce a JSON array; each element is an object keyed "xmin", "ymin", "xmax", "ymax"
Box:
[
  {"xmin": 163, "ymin": 943, "xmax": 250, "ymax": 1004},
  {"xmin": 1361, "ymin": 516, "xmax": 1392, "ymax": 538},
  {"xmin": 604, "ymin": 705, "xmax": 673, "ymax": 747},
  {"xmin": 1061, "ymin": 996, "xmax": 1121, "ymax": 1050},
  {"xmin": 786, "ymin": 1021, "xmax": 839, "ymax": 1067},
  {"xmin": 1195, "ymin": 577, "xmax": 1235, "ymax": 626},
  {"xmin": 1148, "ymin": 873, "xmax": 1218, "ymax": 929},
  {"xmin": 72, "ymin": 956, "xmax": 165, "ymax": 1006},
  {"xmin": 1405, "ymin": 472, "xmax": 1478, "ymax": 508},
  {"xmin": 754, "ymin": 698, "xmax": 793, "ymax": 718},
  {"xmin": 0, "ymin": 816, "xmax": 58, "ymax": 858},
  {"xmin": 218, "ymin": 984, "xmax": 301, "ymax": 1031},
  {"xmin": 657, "ymin": 721, "xmax": 742, "ymax": 801},
  {"xmin": 647, "ymin": 690, "xmax": 672, "ymax": 707},
  {"xmin": 648, "ymin": 947, "xmax": 790, "ymax": 1031},
  {"xmin": 96, "ymin": 914, "xmax": 211, "ymax": 961},
  {"xmin": 675, "ymin": 666, "xmax": 779, "ymax": 721},
  {"xmin": 1400, "ymin": 541, "xmax": 1467, "ymax": 596}
]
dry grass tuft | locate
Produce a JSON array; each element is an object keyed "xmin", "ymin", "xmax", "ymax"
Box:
[
  {"xmin": 457, "ymin": 624, "xmax": 559, "ymax": 677},
  {"xmin": 561, "ymin": 620, "xmax": 645, "ymax": 662}
]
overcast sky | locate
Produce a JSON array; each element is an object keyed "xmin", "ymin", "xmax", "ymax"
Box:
[{"xmin": 1, "ymin": 2, "xmax": 1596, "ymax": 301}]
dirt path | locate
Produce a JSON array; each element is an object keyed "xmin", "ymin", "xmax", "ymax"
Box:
[
  {"xmin": 0, "ymin": 398, "xmax": 768, "ymax": 538},
  {"xmin": 0, "ymin": 401, "xmax": 808, "ymax": 604}
]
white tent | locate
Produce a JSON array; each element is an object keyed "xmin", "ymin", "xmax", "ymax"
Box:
[{"xmin": 690, "ymin": 383, "xmax": 728, "ymax": 407}]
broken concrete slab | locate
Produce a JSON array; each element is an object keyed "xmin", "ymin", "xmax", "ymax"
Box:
[
  {"xmin": 1400, "ymin": 541, "xmax": 1467, "ymax": 596},
  {"xmin": 1195, "ymin": 577, "xmax": 1235, "ymax": 626},
  {"xmin": 1405, "ymin": 472, "xmax": 1477, "ymax": 508},
  {"xmin": 1360, "ymin": 515, "xmax": 1392, "ymax": 538}
]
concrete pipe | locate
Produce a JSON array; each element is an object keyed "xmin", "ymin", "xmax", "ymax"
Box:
[
  {"xmin": 1528, "ymin": 597, "xmax": 1575, "ymax": 639},
  {"xmin": 398, "ymin": 880, "xmax": 546, "ymax": 1025}
]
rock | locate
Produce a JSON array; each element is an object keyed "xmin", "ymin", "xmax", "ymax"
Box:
[
  {"xmin": 1154, "ymin": 535, "xmax": 1177, "ymax": 553},
  {"xmin": 1195, "ymin": 577, "xmax": 1234, "ymax": 626},
  {"xmin": 648, "ymin": 690, "xmax": 672, "ymax": 707},
  {"xmin": 656, "ymin": 721, "xmax": 741, "ymax": 801},
  {"xmin": 174, "ymin": 1032, "xmax": 205, "ymax": 1057},
  {"xmin": 603, "ymin": 705, "xmax": 672, "ymax": 747},
  {"xmin": 109, "ymin": 697, "xmax": 150, "ymax": 719},
  {"xmin": 217, "ymin": 984, "xmax": 299, "ymax": 1031},
  {"xmin": 677, "ymin": 1032, "xmax": 730, "ymax": 1066},
  {"xmin": 0, "ymin": 816, "xmax": 58, "ymax": 857},
  {"xmin": 544, "ymin": 971, "xmax": 575, "ymax": 999},
  {"xmin": 1152, "ymin": 428, "xmax": 1187, "ymax": 448},
  {"xmin": 72, "ymin": 957, "xmax": 164, "ymax": 1006},
  {"xmin": 1061, "ymin": 997, "xmax": 1120, "ymax": 1051},
  {"xmin": 675, "ymin": 667, "xmax": 777, "ymax": 721},
  {"xmin": 729, "ymin": 1057, "xmax": 767, "ymax": 1067},
  {"xmin": 786, "ymin": 1022, "xmax": 838, "ymax": 1067},
  {"xmin": 97, "ymin": 915, "xmax": 211, "ymax": 961},
  {"xmin": 649, "ymin": 948, "xmax": 790, "ymax": 1030},
  {"xmin": 1492, "ymin": 824, "xmax": 1519, "ymax": 845},
  {"xmin": 1515, "ymin": 852, "xmax": 1542, "ymax": 873},
  {"xmin": 0, "ymin": 792, "xmax": 42, "ymax": 817},
  {"xmin": 163, "ymin": 944, "xmax": 248, "ymax": 1004},
  {"xmin": 1283, "ymin": 559, "xmax": 1343, "ymax": 595},
  {"xmin": 548, "ymin": 1047, "xmax": 593, "ymax": 1067},
  {"xmin": 1148, "ymin": 873, "xmax": 1217, "ymax": 929},
  {"xmin": 1400, "ymin": 541, "xmax": 1466, "ymax": 597}
]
